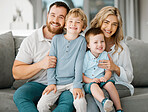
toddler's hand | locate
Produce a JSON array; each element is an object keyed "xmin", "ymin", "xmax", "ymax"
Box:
[
  {"xmin": 42, "ymin": 84, "xmax": 57, "ymax": 95},
  {"xmin": 100, "ymin": 77, "xmax": 107, "ymax": 82},
  {"xmin": 73, "ymin": 88, "xmax": 84, "ymax": 99},
  {"xmin": 91, "ymin": 78, "xmax": 100, "ymax": 83}
]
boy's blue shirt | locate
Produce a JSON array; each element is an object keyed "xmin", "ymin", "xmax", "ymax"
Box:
[
  {"xmin": 47, "ymin": 34, "xmax": 86, "ymax": 88},
  {"xmin": 83, "ymin": 50, "xmax": 109, "ymax": 79}
]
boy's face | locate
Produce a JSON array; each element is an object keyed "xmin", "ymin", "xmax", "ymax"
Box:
[
  {"xmin": 65, "ymin": 15, "xmax": 85, "ymax": 35},
  {"xmin": 46, "ymin": 5, "xmax": 67, "ymax": 34},
  {"xmin": 87, "ymin": 34, "xmax": 105, "ymax": 57}
]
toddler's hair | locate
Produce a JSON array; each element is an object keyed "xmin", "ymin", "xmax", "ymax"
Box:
[{"xmin": 85, "ymin": 27, "xmax": 104, "ymax": 45}]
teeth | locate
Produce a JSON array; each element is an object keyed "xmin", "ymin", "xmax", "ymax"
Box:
[
  {"xmin": 52, "ymin": 23, "xmax": 59, "ymax": 27},
  {"xmin": 70, "ymin": 27, "xmax": 77, "ymax": 30},
  {"xmin": 97, "ymin": 48, "xmax": 102, "ymax": 50},
  {"xmin": 105, "ymin": 30, "xmax": 111, "ymax": 33}
]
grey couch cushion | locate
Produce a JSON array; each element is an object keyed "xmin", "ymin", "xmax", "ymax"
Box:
[
  {"xmin": 13, "ymin": 36, "xmax": 27, "ymax": 89},
  {"xmin": 0, "ymin": 31, "xmax": 15, "ymax": 88},
  {"xmin": 0, "ymin": 88, "xmax": 18, "ymax": 112},
  {"xmin": 121, "ymin": 93, "xmax": 148, "ymax": 112},
  {"xmin": 14, "ymin": 36, "xmax": 25, "ymax": 56},
  {"xmin": 126, "ymin": 37, "xmax": 148, "ymax": 87}
]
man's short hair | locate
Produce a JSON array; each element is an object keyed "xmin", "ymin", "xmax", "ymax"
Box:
[{"xmin": 48, "ymin": 1, "xmax": 70, "ymax": 14}]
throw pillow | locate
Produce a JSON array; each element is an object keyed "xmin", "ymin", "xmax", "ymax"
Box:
[
  {"xmin": 0, "ymin": 31, "xmax": 15, "ymax": 88},
  {"xmin": 13, "ymin": 36, "xmax": 27, "ymax": 89},
  {"xmin": 126, "ymin": 37, "xmax": 148, "ymax": 87}
]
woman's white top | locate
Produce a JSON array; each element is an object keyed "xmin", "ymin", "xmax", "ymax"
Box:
[{"xmin": 108, "ymin": 41, "xmax": 134, "ymax": 95}]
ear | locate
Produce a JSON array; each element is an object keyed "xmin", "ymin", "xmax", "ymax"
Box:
[
  {"xmin": 64, "ymin": 22, "xmax": 67, "ymax": 29},
  {"xmin": 47, "ymin": 12, "xmax": 49, "ymax": 19},
  {"xmin": 82, "ymin": 26, "xmax": 86, "ymax": 31},
  {"xmin": 87, "ymin": 44, "xmax": 90, "ymax": 49}
]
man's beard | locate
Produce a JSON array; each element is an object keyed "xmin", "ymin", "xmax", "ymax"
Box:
[{"xmin": 46, "ymin": 21, "xmax": 64, "ymax": 34}]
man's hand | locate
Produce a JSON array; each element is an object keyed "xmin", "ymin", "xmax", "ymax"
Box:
[
  {"xmin": 42, "ymin": 84, "xmax": 57, "ymax": 95},
  {"xmin": 73, "ymin": 88, "xmax": 84, "ymax": 99},
  {"xmin": 91, "ymin": 78, "xmax": 100, "ymax": 83},
  {"xmin": 39, "ymin": 52, "xmax": 57, "ymax": 69}
]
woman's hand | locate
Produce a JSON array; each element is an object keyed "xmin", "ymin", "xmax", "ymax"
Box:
[
  {"xmin": 98, "ymin": 54, "xmax": 115, "ymax": 71},
  {"xmin": 98, "ymin": 54, "xmax": 120, "ymax": 76}
]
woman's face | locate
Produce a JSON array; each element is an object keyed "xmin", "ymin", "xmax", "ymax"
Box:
[{"xmin": 101, "ymin": 15, "xmax": 118, "ymax": 38}]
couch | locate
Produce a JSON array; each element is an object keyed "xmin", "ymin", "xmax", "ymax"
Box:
[{"xmin": 0, "ymin": 31, "xmax": 148, "ymax": 112}]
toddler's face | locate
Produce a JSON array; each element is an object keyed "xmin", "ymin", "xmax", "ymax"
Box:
[
  {"xmin": 87, "ymin": 34, "xmax": 105, "ymax": 57},
  {"xmin": 65, "ymin": 15, "xmax": 84, "ymax": 34}
]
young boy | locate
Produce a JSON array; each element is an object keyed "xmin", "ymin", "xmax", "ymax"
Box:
[
  {"xmin": 37, "ymin": 8, "xmax": 87, "ymax": 112},
  {"xmin": 83, "ymin": 28, "xmax": 123, "ymax": 112}
]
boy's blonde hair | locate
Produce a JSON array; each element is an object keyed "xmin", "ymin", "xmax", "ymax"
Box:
[
  {"xmin": 65, "ymin": 8, "xmax": 87, "ymax": 30},
  {"xmin": 90, "ymin": 6, "xmax": 123, "ymax": 55}
]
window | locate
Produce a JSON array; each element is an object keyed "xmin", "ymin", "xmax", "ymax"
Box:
[{"xmin": 42, "ymin": 0, "xmax": 114, "ymax": 26}]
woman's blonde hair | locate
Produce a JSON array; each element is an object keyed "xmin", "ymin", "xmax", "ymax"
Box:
[
  {"xmin": 90, "ymin": 6, "xmax": 123, "ymax": 55},
  {"xmin": 65, "ymin": 8, "xmax": 87, "ymax": 30}
]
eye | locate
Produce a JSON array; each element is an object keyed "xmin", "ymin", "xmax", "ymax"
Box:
[
  {"xmin": 112, "ymin": 23, "xmax": 118, "ymax": 26},
  {"xmin": 104, "ymin": 21, "xmax": 109, "ymax": 24},
  {"xmin": 77, "ymin": 21, "xmax": 80, "ymax": 24},
  {"xmin": 69, "ymin": 20, "xmax": 72, "ymax": 23},
  {"xmin": 50, "ymin": 14, "xmax": 55, "ymax": 17},
  {"xmin": 101, "ymin": 40, "xmax": 105, "ymax": 43},
  {"xmin": 59, "ymin": 16, "xmax": 64, "ymax": 19},
  {"xmin": 94, "ymin": 41, "xmax": 97, "ymax": 44}
]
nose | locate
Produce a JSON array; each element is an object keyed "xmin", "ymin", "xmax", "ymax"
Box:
[
  {"xmin": 53, "ymin": 16, "xmax": 58, "ymax": 23},
  {"xmin": 97, "ymin": 42, "xmax": 102, "ymax": 47},
  {"xmin": 72, "ymin": 21, "xmax": 76, "ymax": 26},
  {"xmin": 106, "ymin": 23, "xmax": 112, "ymax": 30}
]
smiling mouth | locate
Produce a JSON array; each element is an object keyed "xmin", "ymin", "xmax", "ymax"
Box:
[
  {"xmin": 50, "ymin": 22, "xmax": 60, "ymax": 28},
  {"xmin": 70, "ymin": 27, "xmax": 77, "ymax": 30},
  {"xmin": 97, "ymin": 47, "xmax": 103, "ymax": 50},
  {"xmin": 51, "ymin": 23, "xmax": 59, "ymax": 27},
  {"xmin": 104, "ymin": 29, "xmax": 112, "ymax": 34}
]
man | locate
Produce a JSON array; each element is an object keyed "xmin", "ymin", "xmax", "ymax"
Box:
[{"xmin": 13, "ymin": 2, "xmax": 74, "ymax": 112}]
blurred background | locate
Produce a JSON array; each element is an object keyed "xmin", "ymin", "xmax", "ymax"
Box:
[{"xmin": 0, "ymin": 0, "xmax": 148, "ymax": 42}]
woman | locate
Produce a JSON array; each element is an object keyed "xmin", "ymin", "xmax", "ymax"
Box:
[{"xmin": 86, "ymin": 6, "xmax": 134, "ymax": 112}]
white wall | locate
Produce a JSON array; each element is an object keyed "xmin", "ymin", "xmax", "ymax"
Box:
[
  {"xmin": 140, "ymin": 0, "xmax": 148, "ymax": 43},
  {"xmin": 0, "ymin": 0, "xmax": 33, "ymax": 31}
]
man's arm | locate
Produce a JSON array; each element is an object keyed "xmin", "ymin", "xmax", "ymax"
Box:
[{"xmin": 12, "ymin": 54, "xmax": 57, "ymax": 80}]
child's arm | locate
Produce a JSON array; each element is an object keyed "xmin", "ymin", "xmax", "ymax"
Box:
[
  {"xmin": 100, "ymin": 70, "xmax": 112, "ymax": 82},
  {"xmin": 83, "ymin": 73, "xmax": 101, "ymax": 83},
  {"xmin": 47, "ymin": 36, "xmax": 57, "ymax": 86},
  {"xmin": 73, "ymin": 38, "xmax": 86, "ymax": 99},
  {"xmin": 83, "ymin": 73, "xmax": 93, "ymax": 83},
  {"xmin": 73, "ymin": 38, "xmax": 86, "ymax": 89},
  {"xmin": 104, "ymin": 70, "xmax": 112, "ymax": 80}
]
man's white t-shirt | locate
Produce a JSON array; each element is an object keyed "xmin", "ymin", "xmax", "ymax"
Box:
[{"xmin": 16, "ymin": 26, "xmax": 51, "ymax": 85}]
